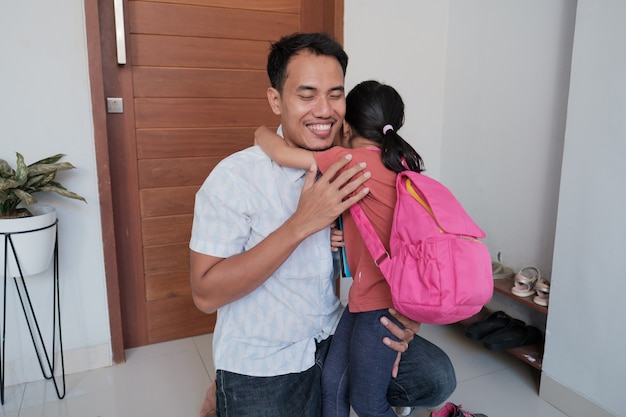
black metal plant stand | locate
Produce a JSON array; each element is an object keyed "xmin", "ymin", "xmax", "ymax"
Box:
[{"xmin": 1, "ymin": 221, "xmax": 65, "ymax": 405}]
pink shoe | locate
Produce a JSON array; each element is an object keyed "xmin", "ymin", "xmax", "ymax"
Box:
[{"xmin": 430, "ymin": 402, "xmax": 488, "ymax": 417}]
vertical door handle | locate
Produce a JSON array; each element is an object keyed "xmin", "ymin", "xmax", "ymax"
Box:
[{"xmin": 113, "ymin": 0, "xmax": 127, "ymax": 65}]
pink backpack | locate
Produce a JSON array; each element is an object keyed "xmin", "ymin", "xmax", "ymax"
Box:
[{"xmin": 349, "ymin": 171, "xmax": 493, "ymax": 325}]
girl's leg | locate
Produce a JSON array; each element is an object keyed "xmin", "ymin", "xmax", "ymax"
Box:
[
  {"xmin": 322, "ymin": 307, "xmax": 354, "ymax": 417},
  {"xmin": 349, "ymin": 310, "xmax": 398, "ymax": 417}
]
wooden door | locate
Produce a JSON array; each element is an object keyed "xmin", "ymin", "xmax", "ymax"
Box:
[{"xmin": 93, "ymin": 0, "xmax": 343, "ymax": 349}]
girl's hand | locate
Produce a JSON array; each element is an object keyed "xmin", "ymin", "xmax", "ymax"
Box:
[{"xmin": 330, "ymin": 223, "xmax": 344, "ymax": 252}]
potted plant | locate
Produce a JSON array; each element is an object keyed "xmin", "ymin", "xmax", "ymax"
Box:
[{"xmin": 0, "ymin": 153, "xmax": 86, "ymax": 276}]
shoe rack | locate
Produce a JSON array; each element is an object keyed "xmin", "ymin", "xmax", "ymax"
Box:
[
  {"xmin": 460, "ymin": 277, "xmax": 547, "ymax": 370},
  {"xmin": 494, "ymin": 276, "xmax": 547, "ymax": 369}
]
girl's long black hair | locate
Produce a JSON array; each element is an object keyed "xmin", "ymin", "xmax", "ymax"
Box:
[{"xmin": 345, "ymin": 80, "xmax": 424, "ymax": 173}]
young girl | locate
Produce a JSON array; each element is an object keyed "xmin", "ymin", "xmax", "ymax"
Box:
[{"xmin": 255, "ymin": 80, "xmax": 424, "ymax": 417}]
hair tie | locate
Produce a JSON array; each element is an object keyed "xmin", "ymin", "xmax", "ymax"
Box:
[{"xmin": 382, "ymin": 124, "xmax": 394, "ymax": 135}]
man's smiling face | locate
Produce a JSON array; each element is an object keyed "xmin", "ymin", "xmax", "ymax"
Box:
[{"xmin": 267, "ymin": 51, "xmax": 346, "ymax": 151}]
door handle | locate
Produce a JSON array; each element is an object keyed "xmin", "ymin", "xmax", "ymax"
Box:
[{"xmin": 113, "ymin": 0, "xmax": 126, "ymax": 65}]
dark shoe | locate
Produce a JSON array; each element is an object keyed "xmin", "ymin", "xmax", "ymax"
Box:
[
  {"xmin": 464, "ymin": 311, "xmax": 523, "ymax": 340},
  {"xmin": 482, "ymin": 323, "xmax": 543, "ymax": 351},
  {"xmin": 431, "ymin": 402, "xmax": 488, "ymax": 417}
]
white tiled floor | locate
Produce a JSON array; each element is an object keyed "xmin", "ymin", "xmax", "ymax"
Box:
[{"xmin": 0, "ymin": 324, "xmax": 568, "ymax": 417}]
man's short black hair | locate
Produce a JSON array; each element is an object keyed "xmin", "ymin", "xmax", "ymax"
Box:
[{"xmin": 267, "ymin": 32, "xmax": 349, "ymax": 93}]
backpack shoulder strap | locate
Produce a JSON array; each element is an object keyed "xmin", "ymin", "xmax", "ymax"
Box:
[{"xmin": 349, "ymin": 203, "xmax": 389, "ymax": 267}]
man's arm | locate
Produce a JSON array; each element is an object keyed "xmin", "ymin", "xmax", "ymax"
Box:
[
  {"xmin": 191, "ymin": 155, "xmax": 370, "ymax": 314},
  {"xmin": 381, "ymin": 308, "xmax": 421, "ymax": 352}
]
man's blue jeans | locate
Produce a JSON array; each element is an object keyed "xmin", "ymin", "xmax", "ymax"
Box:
[
  {"xmin": 215, "ymin": 311, "xmax": 455, "ymax": 417},
  {"xmin": 215, "ymin": 337, "xmax": 331, "ymax": 417}
]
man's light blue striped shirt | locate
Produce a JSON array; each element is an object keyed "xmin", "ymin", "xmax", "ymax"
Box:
[{"xmin": 190, "ymin": 146, "xmax": 342, "ymax": 376}]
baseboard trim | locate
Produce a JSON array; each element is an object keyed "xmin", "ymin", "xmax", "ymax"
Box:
[
  {"xmin": 540, "ymin": 374, "xmax": 616, "ymax": 417},
  {"xmin": 4, "ymin": 343, "xmax": 112, "ymax": 387}
]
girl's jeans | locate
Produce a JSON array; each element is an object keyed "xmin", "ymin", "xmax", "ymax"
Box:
[{"xmin": 322, "ymin": 308, "xmax": 399, "ymax": 417}]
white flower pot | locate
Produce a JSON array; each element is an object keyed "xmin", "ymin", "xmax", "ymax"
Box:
[{"xmin": 0, "ymin": 205, "xmax": 57, "ymax": 277}]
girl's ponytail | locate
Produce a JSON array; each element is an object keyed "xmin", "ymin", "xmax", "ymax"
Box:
[
  {"xmin": 381, "ymin": 127, "xmax": 424, "ymax": 174},
  {"xmin": 346, "ymin": 80, "xmax": 425, "ymax": 174}
]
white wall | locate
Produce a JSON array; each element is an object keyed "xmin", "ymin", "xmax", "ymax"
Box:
[
  {"xmin": 0, "ymin": 0, "xmax": 111, "ymax": 385},
  {"xmin": 441, "ymin": 1, "xmax": 575, "ymax": 276},
  {"xmin": 541, "ymin": 1, "xmax": 626, "ymax": 415},
  {"xmin": 344, "ymin": 0, "xmax": 449, "ymax": 180},
  {"xmin": 344, "ymin": 1, "xmax": 621, "ymax": 416}
]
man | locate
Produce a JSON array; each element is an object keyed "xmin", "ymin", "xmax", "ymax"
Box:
[{"xmin": 190, "ymin": 32, "xmax": 455, "ymax": 417}]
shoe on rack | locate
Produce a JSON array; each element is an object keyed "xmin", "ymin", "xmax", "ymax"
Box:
[
  {"xmin": 482, "ymin": 323, "xmax": 543, "ymax": 351},
  {"xmin": 430, "ymin": 402, "xmax": 488, "ymax": 417},
  {"xmin": 491, "ymin": 252, "xmax": 514, "ymax": 280},
  {"xmin": 533, "ymin": 278, "xmax": 550, "ymax": 307},
  {"xmin": 464, "ymin": 311, "xmax": 524, "ymax": 340},
  {"xmin": 511, "ymin": 266, "xmax": 540, "ymax": 297}
]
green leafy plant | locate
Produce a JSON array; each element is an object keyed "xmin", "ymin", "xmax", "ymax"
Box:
[{"xmin": 0, "ymin": 153, "xmax": 86, "ymax": 218}]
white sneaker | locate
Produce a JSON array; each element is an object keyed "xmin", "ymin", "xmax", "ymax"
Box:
[{"xmin": 395, "ymin": 406, "xmax": 413, "ymax": 416}]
